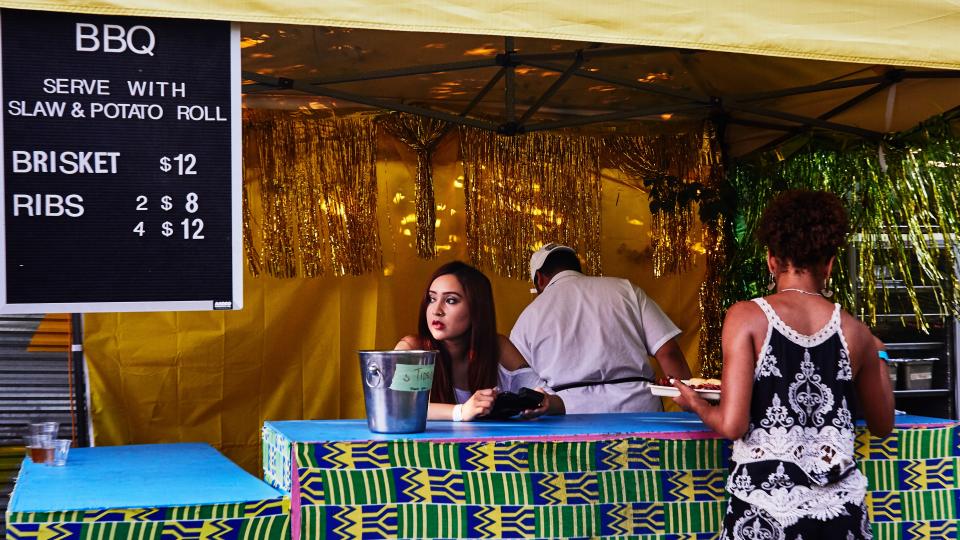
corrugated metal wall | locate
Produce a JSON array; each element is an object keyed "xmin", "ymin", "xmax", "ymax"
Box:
[{"xmin": 0, "ymin": 314, "xmax": 78, "ymax": 536}]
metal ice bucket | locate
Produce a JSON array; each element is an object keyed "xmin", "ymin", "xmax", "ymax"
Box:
[{"xmin": 359, "ymin": 350, "xmax": 437, "ymax": 433}]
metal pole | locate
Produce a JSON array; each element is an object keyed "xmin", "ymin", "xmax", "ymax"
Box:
[
  {"xmin": 522, "ymin": 59, "xmax": 708, "ymax": 103},
  {"xmin": 70, "ymin": 313, "xmax": 90, "ymax": 447},
  {"xmin": 504, "ymin": 37, "xmax": 516, "ymax": 124},
  {"xmin": 518, "ymin": 51, "xmax": 584, "ymax": 125}
]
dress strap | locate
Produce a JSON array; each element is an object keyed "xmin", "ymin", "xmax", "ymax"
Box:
[
  {"xmin": 751, "ymin": 297, "xmax": 777, "ymax": 324},
  {"xmin": 751, "ymin": 297, "xmax": 842, "ymax": 348}
]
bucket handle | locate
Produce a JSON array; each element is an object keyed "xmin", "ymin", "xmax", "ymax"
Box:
[{"xmin": 365, "ymin": 362, "xmax": 383, "ymax": 389}]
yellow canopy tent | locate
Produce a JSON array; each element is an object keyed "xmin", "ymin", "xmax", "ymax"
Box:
[
  {"xmin": 4, "ymin": 0, "xmax": 960, "ymax": 471},
  {"xmin": 7, "ymin": 0, "xmax": 960, "ymax": 68}
]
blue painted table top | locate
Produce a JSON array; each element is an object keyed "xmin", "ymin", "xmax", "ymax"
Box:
[
  {"xmin": 9, "ymin": 443, "xmax": 284, "ymax": 513},
  {"xmin": 264, "ymin": 412, "xmax": 951, "ymax": 443}
]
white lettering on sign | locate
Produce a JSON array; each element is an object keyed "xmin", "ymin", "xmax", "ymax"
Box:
[
  {"xmin": 11, "ymin": 193, "xmax": 85, "ymax": 217},
  {"xmin": 89, "ymin": 102, "xmax": 164, "ymax": 120},
  {"xmin": 7, "ymin": 100, "xmax": 66, "ymax": 117},
  {"xmin": 75, "ymin": 23, "xmax": 156, "ymax": 56},
  {"xmin": 176, "ymin": 105, "xmax": 226, "ymax": 121},
  {"xmin": 42, "ymin": 78, "xmax": 110, "ymax": 95},
  {"xmin": 127, "ymin": 81, "xmax": 186, "ymax": 98},
  {"xmin": 10, "ymin": 150, "xmax": 120, "ymax": 175}
]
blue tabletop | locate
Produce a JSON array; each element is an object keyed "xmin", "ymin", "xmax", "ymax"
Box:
[
  {"xmin": 9, "ymin": 443, "xmax": 284, "ymax": 513},
  {"xmin": 265, "ymin": 412, "xmax": 953, "ymax": 443}
]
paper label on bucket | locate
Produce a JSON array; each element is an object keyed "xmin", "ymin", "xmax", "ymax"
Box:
[
  {"xmin": 389, "ymin": 364, "xmax": 435, "ymax": 392},
  {"xmin": 910, "ymin": 372, "xmax": 933, "ymax": 381}
]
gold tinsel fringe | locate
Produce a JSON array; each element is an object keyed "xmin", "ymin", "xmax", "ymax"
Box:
[
  {"xmin": 241, "ymin": 183, "xmax": 260, "ymax": 277},
  {"xmin": 459, "ymin": 128, "xmax": 602, "ymax": 279},
  {"xmin": 695, "ymin": 125, "xmax": 726, "ymax": 378},
  {"xmin": 606, "ymin": 130, "xmax": 709, "ymax": 277},
  {"xmin": 380, "ymin": 113, "xmax": 450, "ymax": 259},
  {"xmin": 243, "ymin": 111, "xmax": 381, "ymax": 277},
  {"xmin": 698, "ymin": 217, "xmax": 727, "ymax": 378}
]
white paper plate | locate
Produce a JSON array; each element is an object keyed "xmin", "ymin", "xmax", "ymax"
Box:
[{"xmin": 650, "ymin": 384, "xmax": 721, "ymax": 402}]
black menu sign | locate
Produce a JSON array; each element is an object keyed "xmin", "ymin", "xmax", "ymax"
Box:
[{"xmin": 0, "ymin": 9, "xmax": 242, "ymax": 313}]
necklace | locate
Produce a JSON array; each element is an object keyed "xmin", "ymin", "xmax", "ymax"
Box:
[{"xmin": 780, "ymin": 287, "xmax": 821, "ymax": 297}]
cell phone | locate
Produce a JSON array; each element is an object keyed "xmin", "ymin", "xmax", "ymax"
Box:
[{"xmin": 482, "ymin": 387, "xmax": 546, "ymax": 420}]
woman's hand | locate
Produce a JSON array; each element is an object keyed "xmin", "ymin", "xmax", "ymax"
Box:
[
  {"xmin": 463, "ymin": 388, "xmax": 497, "ymax": 421},
  {"xmin": 672, "ymin": 378, "xmax": 709, "ymax": 413}
]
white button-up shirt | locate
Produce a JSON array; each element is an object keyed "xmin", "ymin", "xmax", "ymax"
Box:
[{"xmin": 509, "ymin": 270, "xmax": 681, "ymax": 413}]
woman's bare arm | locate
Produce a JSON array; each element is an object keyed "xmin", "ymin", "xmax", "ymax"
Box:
[
  {"xmin": 848, "ymin": 316, "xmax": 894, "ymax": 437},
  {"xmin": 674, "ymin": 301, "xmax": 759, "ymax": 439}
]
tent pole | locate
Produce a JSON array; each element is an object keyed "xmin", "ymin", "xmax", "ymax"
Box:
[
  {"xmin": 459, "ymin": 68, "xmax": 506, "ymax": 118},
  {"xmin": 303, "ymin": 58, "xmax": 498, "ymax": 85},
  {"xmin": 513, "ymin": 45, "xmax": 667, "ymax": 63},
  {"xmin": 70, "ymin": 313, "xmax": 91, "ymax": 447},
  {"xmin": 524, "ymin": 102, "xmax": 706, "ymax": 131},
  {"xmin": 728, "ymin": 69, "xmax": 959, "ymax": 102},
  {"xmin": 436, "ymin": 68, "xmax": 508, "ymax": 139},
  {"xmin": 732, "ymin": 75, "xmax": 888, "ymax": 102},
  {"xmin": 241, "ymin": 71, "xmax": 500, "ymax": 130},
  {"xmin": 747, "ymin": 77, "xmax": 901, "ymax": 155},
  {"xmin": 518, "ymin": 50, "xmax": 584, "ymax": 125},
  {"xmin": 523, "ymin": 59, "xmax": 707, "ymax": 103},
  {"xmin": 726, "ymin": 118, "xmax": 798, "ymax": 132},
  {"xmin": 724, "ymin": 102, "xmax": 883, "ymax": 140},
  {"xmin": 901, "ymin": 71, "xmax": 960, "ymax": 80},
  {"xmin": 504, "ymin": 37, "xmax": 517, "ymax": 128}
]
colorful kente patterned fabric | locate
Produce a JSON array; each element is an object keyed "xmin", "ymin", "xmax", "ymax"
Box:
[
  {"xmin": 263, "ymin": 422, "xmax": 960, "ymax": 539},
  {"xmin": 5, "ymin": 497, "xmax": 290, "ymax": 540},
  {"xmin": 263, "ymin": 424, "xmax": 294, "ymax": 492}
]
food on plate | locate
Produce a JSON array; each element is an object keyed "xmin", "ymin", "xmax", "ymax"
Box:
[
  {"xmin": 655, "ymin": 377, "xmax": 721, "ymax": 391},
  {"xmin": 685, "ymin": 377, "xmax": 721, "ymax": 390}
]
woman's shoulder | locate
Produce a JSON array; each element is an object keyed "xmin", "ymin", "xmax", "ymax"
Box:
[
  {"xmin": 725, "ymin": 299, "xmax": 766, "ymax": 321},
  {"xmin": 496, "ymin": 334, "xmax": 529, "ymax": 371},
  {"xmin": 838, "ymin": 309, "xmax": 873, "ymax": 341}
]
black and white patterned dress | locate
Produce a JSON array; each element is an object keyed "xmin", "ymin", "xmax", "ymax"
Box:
[{"xmin": 723, "ymin": 297, "xmax": 873, "ymax": 540}]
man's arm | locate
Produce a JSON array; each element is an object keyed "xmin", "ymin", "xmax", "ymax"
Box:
[{"xmin": 653, "ymin": 339, "xmax": 692, "ymax": 380}]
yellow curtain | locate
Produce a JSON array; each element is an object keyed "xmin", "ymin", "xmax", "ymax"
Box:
[
  {"xmin": 84, "ymin": 134, "xmax": 704, "ymax": 473},
  {"xmin": 5, "ymin": 0, "xmax": 959, "ymax": 69}
]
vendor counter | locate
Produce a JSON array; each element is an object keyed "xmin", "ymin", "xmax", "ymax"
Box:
[
  {"xmin": 263, "ymin": 413, "xmax": 960, "ymax": 539},
  {"xmin": 6, "ymin": 443, "xmax": 289, "ymax": 540}
]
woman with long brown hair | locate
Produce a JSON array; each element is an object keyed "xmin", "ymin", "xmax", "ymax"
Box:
[{"xmin": 396, "ymin": 261, "xmax": 565, "ymax": 421}]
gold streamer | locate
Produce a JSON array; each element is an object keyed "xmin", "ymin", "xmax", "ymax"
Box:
[
  {"xmin": 459, "ymin": 128, "xmax": 602, "ymax": 279},
  {"xmin": 380, "ymin": 113, "xmax": 450, "ymax": 259},
  {"xmin": 606, "ymin": 130, "xmax": 707, "ymax": 277},
  {"xmin": 695, "ymin": 124, "xmax": 727, "ymax": 378},
  {"xmin": 241, "ymin": 183, "xmax": 260, "ymax": 277},
  {"xmin": 698, "ymin": 216, "xmax": 727, "ymax": 378},
  {"xmin": 243, "ymin": 111, "xmax": 381, "ymax": 277},
  {"xmin": 604, "ymin": 125, "xmax": 727, "ymax": 375}
]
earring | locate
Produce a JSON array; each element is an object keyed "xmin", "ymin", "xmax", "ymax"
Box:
[
  {"xmin": 767, "ymin": 272, "xmax": 776, "ymax": 291},
  {"xmin": 820, "ymin": 278, "xmax": 834, "ymax": 298}
]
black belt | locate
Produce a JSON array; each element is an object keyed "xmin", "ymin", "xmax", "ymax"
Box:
[{"xmin": 551, "ymin": 376, "xmax": 656, "ymax": 392}]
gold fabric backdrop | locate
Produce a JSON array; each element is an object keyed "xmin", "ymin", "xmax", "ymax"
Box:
[{"xmin": 84, "ymin": 134, "xmax": 705, "ymax": 473}]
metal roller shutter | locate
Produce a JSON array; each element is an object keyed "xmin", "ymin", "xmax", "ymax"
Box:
[{"xmin": 0, "ymin": 314, "xmax": 87, "ymax": 537}]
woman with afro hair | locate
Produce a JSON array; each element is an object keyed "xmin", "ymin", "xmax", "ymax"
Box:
[{"xmin": 674, "ymin": 189, "xmax": 893, "ymax": 539}]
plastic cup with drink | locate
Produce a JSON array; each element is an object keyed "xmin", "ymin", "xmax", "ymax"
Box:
[{"xmin": 24, "ymin": 422, "xmax": 58, "ymax": 465}]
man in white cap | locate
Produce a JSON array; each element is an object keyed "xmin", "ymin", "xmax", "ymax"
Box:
[{"xmin": 509, "ymin": 243, "xmax": 691, "ymax": 413}]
